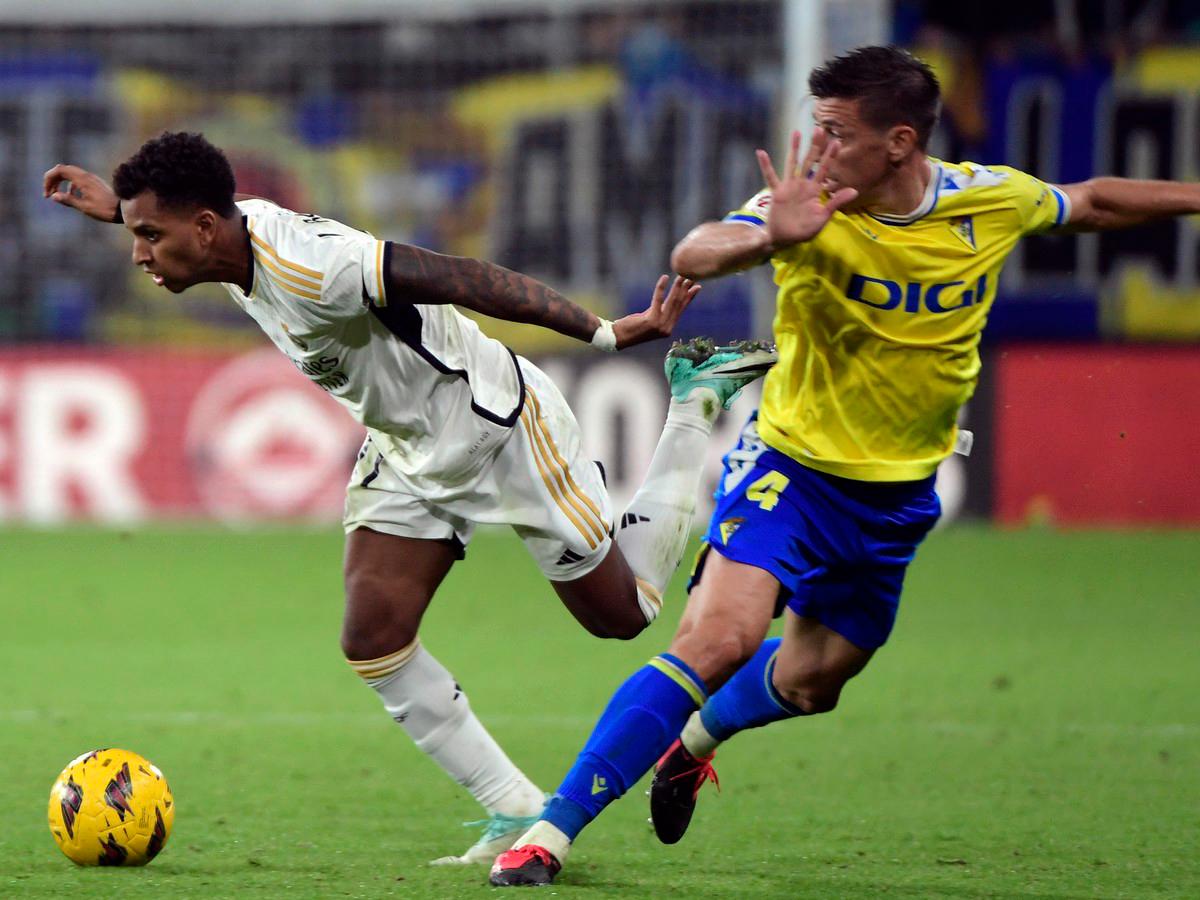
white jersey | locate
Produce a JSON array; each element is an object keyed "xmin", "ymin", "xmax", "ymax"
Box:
[{"xmin": 223, "ymin": 200, "xmax": 524, "ymax": 487}]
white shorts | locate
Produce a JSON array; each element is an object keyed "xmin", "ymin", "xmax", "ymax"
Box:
[{"xmin": 342, "ymin": 360, "xmax": 613, "ymax": 580}]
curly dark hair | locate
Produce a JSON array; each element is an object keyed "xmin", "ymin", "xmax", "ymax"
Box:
[
  {"xmin": 112, "ymin": 131, "xmax": 237, "ymax": 216},
  {"xmin": 809, "ymin": 46, "xmax": 940, "ymax": 148}
]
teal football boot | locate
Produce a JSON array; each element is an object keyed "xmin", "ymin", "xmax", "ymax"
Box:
[{"xmin": 664, "ymin": 337, "xmax": 778, "ymax": 410}]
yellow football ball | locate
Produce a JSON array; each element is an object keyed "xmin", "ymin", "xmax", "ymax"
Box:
[{"xmin": 47, "ymin": 748, "xmax": 174, "ymax": 866}]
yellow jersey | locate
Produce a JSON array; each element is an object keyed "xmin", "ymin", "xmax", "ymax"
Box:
[{"xmin": 725, "ymin": 159, "xmax": 1070, "ymax": 482}]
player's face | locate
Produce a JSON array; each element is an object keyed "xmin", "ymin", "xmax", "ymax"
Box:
[
  {"xmin": 811, "ymin": 98, "xmax": 900, "ymax": 208},
  {"xmin": 122, "ymin": 191, "xmax": 211, "ymax": 293}
]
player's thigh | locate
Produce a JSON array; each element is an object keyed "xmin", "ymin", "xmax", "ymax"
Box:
[
  {"xmin": 341, "ymin": 439, "xmax": 469, "ymax": 658},
  {"xmin": 549, "ymin": 544, "xmax": 645, "ymax": 639},
  {"xmin": 666, "ymin": 420, "xmax": 799, "ymax": 687},
  {"xmin": 341, "ymin": 528, "xmax": 459, "ymax": 659},
  {"xmin": 772, "ymin": 610, "xmax": 875, "ymax": 712},
  {"xmin": 668, "ymin": 549, "xmax": 779, "ymax": 689}
]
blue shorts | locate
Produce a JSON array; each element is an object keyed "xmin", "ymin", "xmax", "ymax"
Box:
[{"xmin": 689, "ymin": 414, "xmax": 941, "ymax": 650}]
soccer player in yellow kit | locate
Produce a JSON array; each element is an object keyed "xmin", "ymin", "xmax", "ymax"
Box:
[{"xmin": 490, "ymin": 45, "xmax": 1200, "ymax": 886}]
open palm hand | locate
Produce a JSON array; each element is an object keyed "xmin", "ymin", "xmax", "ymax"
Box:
[{"xmin": 757, "ymin": 129, "xmax": 859, "ymax": 248}]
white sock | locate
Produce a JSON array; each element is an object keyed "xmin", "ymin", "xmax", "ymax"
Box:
[
  {"xmin": 515, "ymin": 820, "xmax": 571, "ymax": 863},
  {"xmin": 616, "ymin": 393, "xmax": 719, "ymax": 620},
  {"xmin": 348, "ymin": 641, "xmax": 544, "ymax": 817},
  {"xmin": 680, "ymin": 710, "xmax": 721, "ymax": 758}
]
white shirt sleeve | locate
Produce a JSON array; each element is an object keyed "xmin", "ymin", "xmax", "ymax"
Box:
[
  {"xmin": 320, "ymin": 236, "xmax": 388, "ymax": 318},
  {"xmin": 240, "ymin": 200, "xmax": 389, "ymax": 325}
]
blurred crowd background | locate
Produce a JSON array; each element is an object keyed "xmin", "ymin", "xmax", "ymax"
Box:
[{"xmin": 1, "ymin": 0, "xmax": 1198, "ymax": 526}]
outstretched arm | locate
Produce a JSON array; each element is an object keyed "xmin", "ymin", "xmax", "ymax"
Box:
[
  {"xmin": 45, "ymin": 162, "xmax": 269, "ymax": 220},
  {"xmin": 43, "ymin": 164, "xmax": 120, "ymax": 222},
  {"xmin": 1059, "ymin": 178, "xmax": 1200, "ymax": 231},
  {"xmin": 385, "ymin": 243, "xmax": 700, "ymax": 351},
  {"xmin": 671, "ymin": 221, "xmax": 775, "ymax": 280},
  {"xmin": 671, "ymin": 129, "xmax": 857, "ymax": 281}
]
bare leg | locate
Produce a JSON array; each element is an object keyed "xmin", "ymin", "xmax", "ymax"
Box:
[
  {"xmin": 551, "ymin": 340, "xmax": 777, "ymax": 638},
  {"xmin": 668, "ymin": 552, "xmax": 780, "ymax": 687},
  {"xmin": 342, "ymin": 528, "xmax": 545, "ymax": 862},
  {"xmin": 678, "ymin": 609, "xmax": 876, "ymax": 759},
  {"xmin": 772, "ymin": 611, "xmax": 875, "ymax": 713},
  {"xmin": 341, "ymin": 527, "xmax": 454, "ymax": 659},
  {"xmin": 550, "ymin": 544, "xmax": 645, "ymax": 640}
]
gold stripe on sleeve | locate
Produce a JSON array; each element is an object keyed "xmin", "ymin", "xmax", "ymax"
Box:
[
  {"xmin": 254, "ymin": 252, "xmax": 323, "ymax": 300},
  {"xmin": 249, "ymin": 232, "xmax": 323, "ymax": 283},
  {"xmin": 374, "ymin": 241, "xmax": 386, "ymax": 307}
]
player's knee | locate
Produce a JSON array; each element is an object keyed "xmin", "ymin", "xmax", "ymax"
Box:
[
  {"xmin": 341, "ymin": 575, "xmax": 422, "ymax": 661},
  {"xmin": 716, "ymin": 632, "xmax": 760, "ymax": 678},
  {"xmin": 586, "ymin": 608, "xmax": 646, "ymax": 641},
  {"xmin": 341, "ymin": 622, "xmax": 419, "ymax": 664},
  {"xmin": 672, "ymin": 629, "xmax": 756, "ymax": 684},
  {"xmin": 557, "ymin": 577, "xmax": 648, "ymax": 640},
  {"xmin": 772, "ymin": 677, "xmax": 842, "ymax": 714}
]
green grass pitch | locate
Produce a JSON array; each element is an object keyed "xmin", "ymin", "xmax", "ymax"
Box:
[{"xmin": 1, "ymin": 525, "xmax": 1196, "ymax": 898}]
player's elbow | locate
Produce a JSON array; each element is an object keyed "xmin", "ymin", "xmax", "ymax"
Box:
[
  {"xmin": 1071, "ymin": 180, "xmax": 1105, "ymax": 229},
  {"xmin": 670, "ymin": 244, "xmax": 699, "ymax": 278},
  {"xmin": 670, "ymin": 242, "xmax": 718, "ymax": 280},
  {"xmin": 1064, "ymin": 179, "xmax": 1124, "ymax": 231}
]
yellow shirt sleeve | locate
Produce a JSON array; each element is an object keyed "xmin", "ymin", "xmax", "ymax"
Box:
[
  {"xmin": 722, "ymin": 189, "xmax": 772, "ymax": 227},
  {"xmin": 987, "ymin": 165, "xmax": 1072, "ymax": 235}
]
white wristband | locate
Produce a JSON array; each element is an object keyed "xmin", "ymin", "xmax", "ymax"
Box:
[{"xmin": 590, "ymin": 318, "xmax": 618, "ymax": 352}]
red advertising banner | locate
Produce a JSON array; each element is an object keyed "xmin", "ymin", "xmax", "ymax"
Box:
[
  {"xmin": 0, "ymin": 345, "xmax": 981, "ymax": 526},
  {"xmin": 0, "ymin": 348, "xmax": 362, "ymax": 524},
  {"xmin": 994, "ymin": 345, "xmax": 1200, "ymax": 525}
]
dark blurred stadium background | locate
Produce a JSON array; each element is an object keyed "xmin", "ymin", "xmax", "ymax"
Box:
[{"xmin": 1, "ymin": 0, "xmax": 1198, "ymax": 528}]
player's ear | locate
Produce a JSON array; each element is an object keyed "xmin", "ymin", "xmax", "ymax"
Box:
[
  {"xmin": 194, "ymin": 208, "xmax": 218, "ymax": 246},
  {"xmin": 886, "ymin": 125, "xmax": 918, "ymax": 163}
]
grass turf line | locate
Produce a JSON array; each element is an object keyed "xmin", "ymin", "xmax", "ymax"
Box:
[{"xmin": 0, "ymin": 525, "xmax": 1196, "ymax": 898}]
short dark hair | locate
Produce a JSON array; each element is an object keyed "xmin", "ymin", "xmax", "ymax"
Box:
[
  {"xmin": 113, "ymin": 131, "xmax": 237, "ymax": 216},
  {"xmin": 809, "ymin": 46, "xmax": 940, "ymax": 148}
]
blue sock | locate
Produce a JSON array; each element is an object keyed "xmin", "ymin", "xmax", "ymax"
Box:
[
  {"xmin": 698, "ymin": 638, "xmax": 806, "ymax": 743},
  {"xmin": 542, "ymin": 653, "xmax": 707, "ymax": 840}
]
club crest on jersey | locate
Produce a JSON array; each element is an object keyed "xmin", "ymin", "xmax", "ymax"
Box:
[{"xmin": 950, "ymin": 215, "xmax": 976, "ymax": 250}]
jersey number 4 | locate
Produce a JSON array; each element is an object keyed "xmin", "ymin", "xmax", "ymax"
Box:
[{"xmin": 746, "ymin": 471, "xmax": 790, "ymax": 511}]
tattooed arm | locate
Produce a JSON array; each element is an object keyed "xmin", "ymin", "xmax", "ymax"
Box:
[{"xmin": 384, "ymin": 242, "xmax": 699, "ymax": 350}]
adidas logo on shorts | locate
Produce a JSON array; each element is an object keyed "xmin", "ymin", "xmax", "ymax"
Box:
[{"xmin": 556, "ymin": 548, "xmax": 585, "ymax": 566}]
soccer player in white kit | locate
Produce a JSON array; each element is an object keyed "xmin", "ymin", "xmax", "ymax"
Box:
[{"xmin": 43, "ymin": 132, "xmax": 776, "ymax": 864}]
